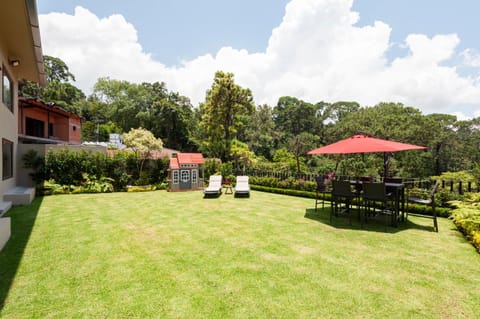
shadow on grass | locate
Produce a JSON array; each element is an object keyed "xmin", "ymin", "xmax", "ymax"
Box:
[
  {"xmin": 0, "ymin": 196, "xmax": 42, "ymax": 311},
  {"xmin": 203, "ymin": 193, "xmax": 222, "ymax": 199},
  {"xmin": 304, "ymin": 207, "xmax": 437, "ymax": 233}
]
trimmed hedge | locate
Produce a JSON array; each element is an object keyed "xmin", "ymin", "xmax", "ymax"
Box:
[
  {"xmin": 25, "ymin": 149, "xmax": 169, "ymax": 193},
  {"xmin": 449, "ymin": 194, "xmax": 480, "ymax": 253},
  {"xmin": 251, "ymin": 185, "xmax": 318, "ymax": 199}
]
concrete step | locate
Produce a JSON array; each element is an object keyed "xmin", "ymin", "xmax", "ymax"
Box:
[
  {"xmin": 4, "ymin": 187, "xmax": 35, "ymax": 205},
  {"xmin": 0, "ymin": 201, "xmax": 12, "ymax": 217},
  {"xmin": 0, "ymin": 217, "xmax": 11, "ymax": 251}
]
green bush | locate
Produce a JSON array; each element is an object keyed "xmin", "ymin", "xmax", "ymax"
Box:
[
  {"xmin": 449, "ymin": 193, "xmax": 480, "ymax": 253},
  {"xmin": 250, "ymin": 176, "xmax": 316, "ymax": 192},
  {"xmin": 127, "ymin": 185, "xmax": 157, "ymax": 192},
  {"xmin": 251, "ymin": 185, "xmax": 318, "ymax": 199},
  {"xmin": 28, "ymin": 149, "xmax": 169, "ymax": 193},
  {"xmin": 80, "ymin": 174, "xmax": 114, "ymax": 193}
]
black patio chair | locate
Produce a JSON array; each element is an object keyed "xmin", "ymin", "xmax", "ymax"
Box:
[
  {"xmin": 314, "ymin": 175, "xmax": 330, "ymax": 212},
  {"xmin": 383, "ymin": 177, "xmax": 403, "ymax": 194},
  {"xmin": 331, "ymin": 180, "xmax": 358, "ymax": 224},
  {"xmin": 362, "ymin": 182, "xmax": 396, "ymax": 229},
  {"xmin": 406, "ymin": 181, "xmax": 439, "ymax": 232}
]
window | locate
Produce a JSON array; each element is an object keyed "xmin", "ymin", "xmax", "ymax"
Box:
[
  {"xmin": 192, "ymin": 169, "xmax": 198, "ymax": 184},
  {"xmin": 181, "ymin": 170, "xmax": 190, "ymax": 183},
  {"xmin": 2, "ymin": 139, "xmax": 13, "ymax": 180},
  {"xmin": 26, "ymin": 117, "xmax": 45, "ymax": 137},
  {"xmin": 172, "ymin": 170, "xmax": 179, "ymax": 184},
  {"xmin": 2, "ymin": 67, "xmax": 13, "ymax": 112}
]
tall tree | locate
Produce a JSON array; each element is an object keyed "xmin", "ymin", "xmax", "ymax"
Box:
[
  {"xmin": 20, "ymin": 55, "xmax": 85, "ymax": 111},
  {"xmin": 230, "ymin": 139, "xmax": 255, "ymax": 175},
  {"xmin": 421, "ymin": 113, "xmax": 458, "ymax": 175},
  {"xmin": 141, "ymin": 83, "xmax": 196, "ymax": 151},
  {"xmin": 325, "ymin": 101, "xmax": 361, "ymax": 123},
  {"xmin": 288, "ymin": 133, "xmax": 319, "ymax": 178},
  {"xmin": 199, "ymin": 71, "xmax": 254, "ymax": 161},
  {"xmin": 243, "ymin": 104, "xmax": 279, "ymax": 160},
  {"xmin": 273, "ymin": 96, "xmax": 320, "ymax": 138},
  {"xmin": 92, "ymin": 78, "xmax": 145, "ymax": 132}
]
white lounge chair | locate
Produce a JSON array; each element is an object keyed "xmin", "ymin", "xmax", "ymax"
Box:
[
  {"xmin": 204, "ymin": 175, "xmax": 222, "ymax": 197},
  {"xmin": 234, "ymin": 176, "xmax": 250, "ymax": 197}
]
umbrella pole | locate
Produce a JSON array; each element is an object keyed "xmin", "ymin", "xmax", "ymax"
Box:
[{"xmin": 383, "ymin": 152, "xmax": 389, "ymax": 178}]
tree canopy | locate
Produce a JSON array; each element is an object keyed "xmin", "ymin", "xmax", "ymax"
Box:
[
  {"xmin": 33, "ymin": 55, "xmax": 480, "ymax": 179},
  {"xmin": 198, "ymin": 71, "xmax": 254, "ymax": 161}
]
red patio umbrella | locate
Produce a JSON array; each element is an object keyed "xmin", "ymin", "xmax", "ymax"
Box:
[
  {"xmin": 308, "ymin": 134, "xmax": 426, "ymax": 154},
  {"xmin": 307, "ymin": 134, "xmax": 426, "ymax": 176}
]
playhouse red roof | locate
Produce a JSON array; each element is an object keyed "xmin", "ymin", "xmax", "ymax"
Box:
[{"xmin": 169, "ymin": 153, "xmax": 205, "ymax": 169}]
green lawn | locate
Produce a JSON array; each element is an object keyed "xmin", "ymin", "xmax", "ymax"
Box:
[{"xmin": 1, "ymin": 190, "xmax": 479, "ymax": 318}]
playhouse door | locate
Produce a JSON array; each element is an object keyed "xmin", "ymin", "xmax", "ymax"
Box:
[{"xmin": 180, "ymin": 170, "xmax": 191, "ymax": 190}]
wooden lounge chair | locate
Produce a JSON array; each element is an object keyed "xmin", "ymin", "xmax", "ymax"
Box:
[
  {"xmin": 234, "ymin": 176, "xmax": 250, "ymax": 197},
  {"xmin": 204, "ymin": 175, "xmax": 222, "ymax": 197}
]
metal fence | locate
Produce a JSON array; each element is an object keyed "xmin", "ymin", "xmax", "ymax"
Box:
[{"xmin": 246, "ymin": 169, "xmax": 480, "ymax": 194}]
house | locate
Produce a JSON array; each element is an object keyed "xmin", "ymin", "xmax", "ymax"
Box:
[
  {"xmin": 168, "ymin": 153, "xmax": 205, "ymax": 191},
  {"xmin": 18, "ymin": 97, "xmax": 81, "ymax": 145},
  {"xmin": 1, "ymin": 0, "xmax": 46, "ymax": 250}
]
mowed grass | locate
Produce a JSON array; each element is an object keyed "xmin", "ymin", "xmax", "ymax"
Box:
[{"xmin": 1, "ymin": 190, "xmax": 479, "ymax": 318}]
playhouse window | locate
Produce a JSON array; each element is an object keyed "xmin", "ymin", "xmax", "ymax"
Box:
[
  {"xmin": 192, "ymin": 169, "xmax": 198, "ymax": 184},
  {"xmin": 173, "ymin": 170, "xmax": 179, "ymax": 184},
  {"xmin": 181, "ymin": 170, "xmax": 190, "ymax": 183}
]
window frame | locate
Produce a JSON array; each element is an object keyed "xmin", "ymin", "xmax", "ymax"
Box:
[
  {"xmin": 2, "ymin": 138, "xmax": 14, "ymax": 180},
  {"xmin": 172, "ymin": 170, "xmax": 179, "ymax": 184},
  {"xmin": 192, "ymin": 169, "xmax": 198, "ymax": 184},
  {"xmin": 181, "ymin": 170, "xmax": 190, "ymax": 183},
  {"xmin": 2, "ymin": 66, "xmax": 13, "ymax": 112}
]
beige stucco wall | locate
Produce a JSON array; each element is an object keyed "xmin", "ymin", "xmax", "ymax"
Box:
[{"xmin": 0, "ymin": 49, "xmax": 19, "ymax": 199}]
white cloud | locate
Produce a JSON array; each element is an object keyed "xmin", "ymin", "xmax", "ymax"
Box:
[
  {"xmin": 462, "ymin": 49, "xmax": 480, "ymax": 67},
  {"xmin": 39, "ymin": 0, "xmax": 480, "ymax": 118}
]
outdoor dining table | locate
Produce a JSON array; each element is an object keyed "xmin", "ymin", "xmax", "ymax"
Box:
[{"xmin": 348, "ymin": 180, "xmax": 405, "ymax": 227}]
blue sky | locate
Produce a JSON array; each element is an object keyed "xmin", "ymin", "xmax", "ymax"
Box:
[
  {"xmin": 38, "ymin": 0, "xmax": 289, "ymax": 66},
  {"xmin": 37, "ymin": 0, "xmax": 480, "ymax": 119}
]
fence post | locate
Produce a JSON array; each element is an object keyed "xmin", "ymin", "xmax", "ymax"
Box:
[{"xmin": 459, "ymin": 181, "xmax": 463, "ymax": 195}]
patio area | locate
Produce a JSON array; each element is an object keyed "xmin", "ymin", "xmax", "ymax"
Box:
[{"xmin": 1, "ymin": 190, "xmax": 479, "ymax": 318}]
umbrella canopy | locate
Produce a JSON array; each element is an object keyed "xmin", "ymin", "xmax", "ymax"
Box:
[{"xmin": 307, "ymin": 134, "xmax": 426, "ymax": 155}]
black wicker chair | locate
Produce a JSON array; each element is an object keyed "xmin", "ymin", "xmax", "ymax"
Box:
[
  {"xmin": 314, "ymin": 175, "xmax": 330, "ymax": 212},
  {"xmin": 406, "ymin": 181, "xmax": 439, "ymax": 232},
  {"xmin": 362, "ymin": 182, "xmax": 396, "ymax": 229},
  {"xmin": 331, "ymin": 180, "xmax": 358, "ymax": 224}
]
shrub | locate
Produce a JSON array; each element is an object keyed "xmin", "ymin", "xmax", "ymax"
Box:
[
  {"xmin": 80, "ymin": 174, "xmax": 114, "ymax": 193},
  {"xmin": 29, "ymin": 149, "xmax": 169, "ymax": 194},
  {"xmin": 449, "ymin": 193, "xmax": 480, "ymax": 253},
  {"xmin": 127, "ymin": 185, "xmax": 157, "ymax": 192},
  {"xmin": 250, "ymin": 176, "xmax": 316, "ymax": 192}
]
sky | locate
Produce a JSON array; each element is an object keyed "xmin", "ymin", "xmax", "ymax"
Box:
[{"xmin": 37, "ymin": 0, "xmax": 480, "ymax": 120}]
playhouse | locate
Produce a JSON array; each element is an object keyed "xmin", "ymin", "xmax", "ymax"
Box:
[{"xmin": 168, "ymin": 153, "xmax": 205, "ymax": 191}]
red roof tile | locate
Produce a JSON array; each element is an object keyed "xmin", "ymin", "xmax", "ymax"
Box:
[
  {"xmin": 169, "ymin": 153, "xmax": 204, "ymax": 169},
  {"xmin": 177, "ymin": 153, "xmax": 205, "ymax": 165},
  {"xmin": 170, "ymin": 158, "xmax": 180, "ymax": 170}
]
